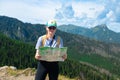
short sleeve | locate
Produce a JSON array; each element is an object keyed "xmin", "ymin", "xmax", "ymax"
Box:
[
  {"xmin": 59, "ymin": 37, "xmax": 63, "ymax": 48},
  {"xmin": 35, "ymin": 37, "xmax": 42, "ymax": 50}
]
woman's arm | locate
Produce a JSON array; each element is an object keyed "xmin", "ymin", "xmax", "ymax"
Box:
[
  {"xmin": 60, "ymin": 37, "xmax": 67, "ymax": 60},
  {"xmin": 35, "ymin": 37, "xmax": 42, "ymax": 60},
  {"xmin": 35, "ymin": 49, "xmax": 41, "ymax": 60}
]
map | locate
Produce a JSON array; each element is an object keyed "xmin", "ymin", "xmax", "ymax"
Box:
[{"xmin": 39, "ymin": 47, "xmax": 67, "ymax": 62}]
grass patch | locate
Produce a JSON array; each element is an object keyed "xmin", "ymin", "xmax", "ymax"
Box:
[{"xmin": 79, "ymin": 54, "xmax": 114, "ymax": 70}]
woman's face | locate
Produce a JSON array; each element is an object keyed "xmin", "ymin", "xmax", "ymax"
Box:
[{"xmin": 46, "ymin": 26, "xmax": 56, "ymax": 35}]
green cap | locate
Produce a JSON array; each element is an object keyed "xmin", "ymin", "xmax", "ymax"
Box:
[{"xmin": 46, "ymin": 20, "xmax": 57, "ymax": 27}]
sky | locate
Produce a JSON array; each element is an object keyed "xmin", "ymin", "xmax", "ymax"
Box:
[{"xmin": 0, "ymin": 0, "xmax": 120, "ymax": 32}]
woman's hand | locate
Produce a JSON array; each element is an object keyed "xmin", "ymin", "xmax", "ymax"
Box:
[
  {"xmin": 35, "ymin": 50, "xmax": 41, "ymax": 60},
  {"xmin": 62, "ymin": 54, "xmax": 67, "ymax": 60}
]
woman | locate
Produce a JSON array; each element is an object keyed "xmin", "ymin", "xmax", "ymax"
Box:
[{"xmin": 35, "ymin": 20, "xmax": 67, "ymax": 80}]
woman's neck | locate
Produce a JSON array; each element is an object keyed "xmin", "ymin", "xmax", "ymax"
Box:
[{"xmin": 46, "ymin": 33, "xmax": 54, "ymax": 39}]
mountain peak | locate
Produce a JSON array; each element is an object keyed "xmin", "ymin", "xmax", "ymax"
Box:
[
  {"xmin": 95, "ymin": 24, "xmax": 108, "ymax": 29},
  {"xmin": 92, "ymin": 24, "xmax": 109, "ymax": 32}
]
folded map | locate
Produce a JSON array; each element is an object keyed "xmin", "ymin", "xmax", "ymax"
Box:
[{"xmin": 39, "ymin": 47, "xmax": 67, "ymax": 62}]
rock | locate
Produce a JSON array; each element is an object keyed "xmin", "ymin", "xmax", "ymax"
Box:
[
  {"xmin": 0, "ymin": 65, "xmax": 9, "ymax": 70},
  {"xmin": 10, "ymin": 66, "xmax": 17, "ymax": 70}
]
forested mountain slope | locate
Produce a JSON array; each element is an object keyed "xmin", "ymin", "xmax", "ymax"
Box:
[
  {"xmin": 0, "ymin": 33, "xmax": 117, "ymax": 80},
  {"xmin": 58, "ymin": 24, "xmax": 120, "ymax": 44}
]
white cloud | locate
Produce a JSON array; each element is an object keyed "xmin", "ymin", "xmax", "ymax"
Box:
[
  {"xmin": 72, "ymin": 2, "xmax": 104, "ymax": 18},
  {"xmin": 107, "ymin": 22, "xmax": 120, "ymax": 32},
  {"xmin": 54, "ymin": 1, "xmax": 104, "ymax": 28},
  {"xmin": 0, "ymin": 0, "xmax": 120, "ymax": 32},
  {"xmin": 0, "ymin": 0, "xmax": 61, "ymax": 24},
  {"xmin": 54, "ymin": 3, "xmax": 75, "ymax": 19}
]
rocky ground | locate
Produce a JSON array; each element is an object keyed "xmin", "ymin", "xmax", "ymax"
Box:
[
  {"xmin": 0, "ymin": 66, "xmax": 35, "ymax": 80},
  {"xmin": 0, "ymin": 66, "xmax": 75, "ymax": 80}
]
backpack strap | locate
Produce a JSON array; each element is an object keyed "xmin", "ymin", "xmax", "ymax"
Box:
[
  {"xmin": 56, "ymin": 36, "xmax": 60, "ymax": 47},
  {"xmin": 42, "ymin": 35, "xmax": 61, "ymax": 47}
]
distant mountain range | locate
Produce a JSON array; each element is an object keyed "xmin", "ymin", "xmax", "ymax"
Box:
[
  {"xmin": 58, "ymin": 24, "xmax": 120, "ymax": 43},
  {"xmin": 0, "ymin": 16, "xmax": 120, "ymax": 78}
]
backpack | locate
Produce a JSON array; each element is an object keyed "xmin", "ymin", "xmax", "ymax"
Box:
[{"xmin": 41, "ymin": 35, "xmax": 61, "ymax": 47}]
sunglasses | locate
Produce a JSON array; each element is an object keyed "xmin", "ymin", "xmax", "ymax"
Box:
[{"xmin": 48, "ymin": 27, "xmax": 56, "ymax": 30}]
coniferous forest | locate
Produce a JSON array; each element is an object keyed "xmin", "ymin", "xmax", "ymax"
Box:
[{"xmin": 0, "ymin": 33, "xmax": 118, "ymax": 80}]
